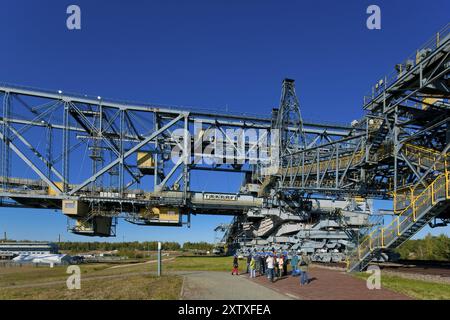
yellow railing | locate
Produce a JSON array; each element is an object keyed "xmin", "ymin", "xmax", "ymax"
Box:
[
  {"xmin": 403, "ymin": 144, "xmax": 448, "ymax": 171},
  {"xmin": 351, "ymin": 173, "xmax": 449, "ymax": 266},
  {"xmin": 394, "ymin": 144, "xmax": 449, "ymax": 212},
  {"xmin": 282, "ymin": 149, "xmax": 365, "ymax": 177}
]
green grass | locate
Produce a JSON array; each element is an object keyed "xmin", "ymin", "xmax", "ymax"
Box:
[
  {"xmin": 354, "ymin": 272, "xmax": 450, "ymax": 300},
  {"xmin": 0, "ymin": 263, "xmax": 115, "ymax": 287},
  {"xmin": 0, "ymin": 255, "xmax": 233, "ymax": 300},
  {"xmin": 0, "ymin": 274, "xmax": 182, "ymax": 300},
  {"xmin": 0, "ymin": 256, "xmax": 236, "ymax": 300},
  {"xmin": 164, "ymin": 255, "xmax": 246, "ymax": 273},
  {"xmin": 0, "ymin": 260, "xmax": 182, "ymax": 300}
]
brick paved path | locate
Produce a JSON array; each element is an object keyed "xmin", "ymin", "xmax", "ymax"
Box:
[{"xmin": 248, "ymin": 266, "xmax": 411, "ymax": 300}]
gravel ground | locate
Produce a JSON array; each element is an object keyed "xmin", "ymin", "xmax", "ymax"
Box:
[
  {"xmin": 380, "ymin": 270, "xmax": 450, "ymax": 284},
  {"xmin": 314, "ymin": 263, "xmax": 450, "ymax": 285}
]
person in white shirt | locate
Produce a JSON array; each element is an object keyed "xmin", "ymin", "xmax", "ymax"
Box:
[{"xmin": 266, "ymin": 254, "xmax": 275, "ymax": 282}]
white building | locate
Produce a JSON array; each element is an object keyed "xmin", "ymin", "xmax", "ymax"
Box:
[{"xmin": 0, "ymin": 242, "xmax": 59, "ymax": 256}]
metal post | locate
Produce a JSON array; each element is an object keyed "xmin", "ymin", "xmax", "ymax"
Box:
[
  {"xmin": 394, "ymin": 107, "xmax": 398, "ymax": 196},
  {"xmin": 301, "ymin": 151, "xmax": 305, "ymax": 188},
  {"xmin": 154, "ymin": 113, "xmax": 159, "ymax": 188},
  {"xmin": 62, "ymin": 103, "xmax": 70, "ymax": 193},
  {"xmin": 46, "ymin": 125, "xmax": 52, "ymax": 179},
  {"xmin": 2, "ymin": 92, "xmax": 11, "ymax": 190},
  {"xmin": 157, "ymin": 241, "xmax": 162, "ymax": 277},
  {"xmin": 335, "ymin": 144, "xmax": 339, "ymax": 188},
  {"xmin": 119, "ymin": 109, "xmax": 124, "ymax": 194},
  {"xmin": 316, "ymin": 148, "xmax": 319, "ymax": 186},
  {"xmin": 183, "ymin": 115, "xmax": 190, "ymax": 201}
]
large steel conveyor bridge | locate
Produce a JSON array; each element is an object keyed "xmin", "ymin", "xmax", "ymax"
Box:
[{"xmin": 0, "ymin": 24, "xmax": 449, "ymax": 271}]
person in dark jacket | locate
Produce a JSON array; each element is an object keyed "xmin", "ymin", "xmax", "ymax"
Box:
[
  {"xmin": 232, "ymin": 255, "xmax": 239, "ymax": 275},
  {"xmin": 273, "ymin": 255, "xmax": 278, "ymax": 279},
  {"xmin": 299, "ymin": 252, "xmax": 311, "ymax": 285},
  {"xmin": 255, "ymin": 254, "xmax": 260, "ymax": 274},
  {"xmin": 259, "ymin": 254, "xmax": 266, "ymax": 276},
  {"xmin": 246, "ymin": 254, "xmax": 252, "ymax": 273},
  {"xmin": 283, "ymin": 254, "xmax": 288, "ymax": 276}
]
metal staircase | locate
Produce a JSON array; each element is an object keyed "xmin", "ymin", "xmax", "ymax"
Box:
[
  {"xmin": 347, "ymin": 150, "xmax": 450, "ymax": 272},
  {"xmin": 368, "ymin": 120, "xmax": 389, "ymax": 160}
]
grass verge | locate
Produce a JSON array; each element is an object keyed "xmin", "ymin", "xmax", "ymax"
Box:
[
  {"xmin": 354, "ymin": 272, "xmax": 450, "ymax": 300},
  {"xmin": 0, "ymin": 274, "xmax": 182, "ymax": 300},
  {"xmin": 164, "ymin": 255, "xmax": 246, "ymax": 273}
]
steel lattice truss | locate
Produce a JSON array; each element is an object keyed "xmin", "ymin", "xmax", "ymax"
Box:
[{"xmin": 0, "ymin": 78, "xmax": 355, "ymax": 235}]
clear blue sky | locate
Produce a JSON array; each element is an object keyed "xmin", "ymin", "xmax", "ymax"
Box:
[{"xmin": 0, "ymin": 0, "xmax": 449, "ymax": 243}]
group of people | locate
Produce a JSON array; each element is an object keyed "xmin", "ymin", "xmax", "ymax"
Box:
[{"xmin": 232, "ymin": 251, "xmax": 311, "ymax": 286}]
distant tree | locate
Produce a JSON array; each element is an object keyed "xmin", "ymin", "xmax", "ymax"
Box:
[
  {"xmin": 58, "ymin": 240, "xmax": 183, "ymax": 253},
  {"xmin": 182, "ymin": 241, "xmax": 214, "ymax": 251},
  {"xmin": 395, "ymin": 233, "xmax": 450, "ymax": 260}
]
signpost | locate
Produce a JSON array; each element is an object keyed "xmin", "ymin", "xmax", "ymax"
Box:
[{"xmin": 157, "ymin": 241, "xmax": 162, "ymax": 277}]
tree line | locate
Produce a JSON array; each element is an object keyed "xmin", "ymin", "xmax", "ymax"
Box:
[
  {"xmin": 57, "ymin": 241, "xmax": 214, "ymax": 253},
  {"xmin": 182, "ymin": 242, "xmax": 214, "ymax": 251},
  {"xmin": 395, "ymin": 233, "xmax": 450, "ymax": 261}
]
